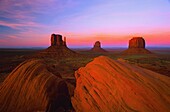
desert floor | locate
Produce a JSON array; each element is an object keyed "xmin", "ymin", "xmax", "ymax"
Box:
[{"xmin": 0, "ymin": 47, "xmax": 170, "ymax": 84}]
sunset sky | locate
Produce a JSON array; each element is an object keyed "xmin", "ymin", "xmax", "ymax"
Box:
[{"xmin": 0, "ymin": 0, "xmax": 170, "ymax": 48}]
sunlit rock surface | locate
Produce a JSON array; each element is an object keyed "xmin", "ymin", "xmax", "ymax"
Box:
[
  {"xmin": 0, "ymin": 59, "xmax": 71, "ymax": 112},
  {"xmin": 72, "ymin": 56, "xmax": 170, "ymax": 112}
]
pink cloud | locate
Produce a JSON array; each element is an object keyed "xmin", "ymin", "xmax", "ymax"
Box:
[{"xmin": 0, "ymin": 20, "xmax": 45, "ymax": 30}]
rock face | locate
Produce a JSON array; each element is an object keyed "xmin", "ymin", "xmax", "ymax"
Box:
[
  {"xmin": 72, "ymin": 56, "xmax": 170, "ymax": 112},
  {"xmin": 36, "ymin": 34, "xmax": 79, "ymax": 58},
  {"xmin": 63, "ymin": 37, "xmax": 67, "ymax": 46},
  {"xmin": 90, "ymin": 41, "xmax": 107, "ymax": 52},
  {"xmin": 123, "ymin": 37, "xmax": 151, "ymax": 54},
  {"xmin": 94, "ymin": 41, "xmax": 101, "ymax": 48},
  {"xmin": 51, "ymin": 34, "xmax": 66, "ymax": 46},
  {"xmin": 129, "ymin": 37, "xmax": 145, "ymax": 48},
  {"xmin": 0, "ymin": 59, "xmax": 72, "ymax": 112}
]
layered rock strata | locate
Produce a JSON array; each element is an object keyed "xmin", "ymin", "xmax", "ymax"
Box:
[{"xmin": 72, "ymin": 56, "xmax": 170, "ymax": 112}]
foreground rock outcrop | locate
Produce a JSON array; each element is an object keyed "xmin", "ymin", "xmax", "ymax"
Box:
[
  {"xmin": 123, "ymin": 37, "xmax": 151, "ymax": 54},
  {"xmin": 0, "ymin": 59, "xmax": 72, "ymax": 112},
  {"xmin": 36, "ymin": 34, "xmax": 78, "ymax": 58},
  {"xmin": 72, "ymin": 56, "xmax": 170, "ymax": 112},
  {"xmin": 90, "ymin": 41, "xmax": 107, "ymax": 52}
]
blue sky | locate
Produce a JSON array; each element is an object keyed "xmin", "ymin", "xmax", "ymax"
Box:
[{"xmin": 0, "ymin": 0, "xmax": 170, "ymax": 48}]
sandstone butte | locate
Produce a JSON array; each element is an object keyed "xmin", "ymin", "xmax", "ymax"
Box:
[
  {"xmin": 72, "ymin": 56, "xmax": 170, "ymax": 112},
  {"xmin": 36, "ymin": 34, "xmax": 79, "ymax": 58},
  {"xmin": 90, "ymin": 41, "xmax": 107, "ymax": 52},
  {"xmin": 123, "ymin": 37, "xmax": 152, "ymax": 54},
  {"xmin": 0, "ymin": 59, "xmax": 72, "ymax": 112}
]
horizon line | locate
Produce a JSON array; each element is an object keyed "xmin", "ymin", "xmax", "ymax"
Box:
[{"xmin": 0, "ymin": 46, "xmax": 170, "ymax": 49}]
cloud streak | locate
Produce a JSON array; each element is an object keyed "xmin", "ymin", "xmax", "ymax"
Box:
[
  {"xmin": 0, "ymin": 0, "xmax": 170, "ymax": 47},
  {"xmin": 0, "ymin": 20, "xmax": 44, "ymax": 30}
]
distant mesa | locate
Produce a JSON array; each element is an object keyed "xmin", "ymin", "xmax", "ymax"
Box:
[
  {"xmin": 0, "ymin": 59, "xmax": 72, "ymax": 112},
  {"xmin": 90, "ymin": 41, "xmax": 107, "ymax": 52},
  {"xmin": 36, "ymin": 34, "xmax": 78, "ymax": 58},
  {"xmin": 123, "ymin": 37, "xmax": 152, "ymax": 54},
  {"xmin": 71, "ymin": 56, "xmax": 170, "ymax": 112}
]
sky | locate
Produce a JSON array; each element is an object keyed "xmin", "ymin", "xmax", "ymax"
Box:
[{"xmin": 0, "ymin": 0, "xmax": 170, "ymax": 48}]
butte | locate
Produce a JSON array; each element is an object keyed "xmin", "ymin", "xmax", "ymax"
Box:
[
  {"xmin": 123, "ymin": 37, "xmax": 152, "ymax": 54},
  {"xmin": 36, "ymin": 34, "xmax": 78, "ymax": 58},
  {"xmin": 90, "ymin": 41, "xmax": 107, "ymax": 53}
]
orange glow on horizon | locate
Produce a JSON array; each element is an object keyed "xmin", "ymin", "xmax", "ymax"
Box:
[
  {"xmin": 65, "ymin": 32, "xmax": 170, "ymax": 47},
  {"xmin": 1, "ymin": 32, "xmax": 169, "ymax": 48}
]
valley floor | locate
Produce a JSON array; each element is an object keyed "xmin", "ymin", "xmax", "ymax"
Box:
[{"xmin": 0, "ymin": 47, "xmax": 170, "ymax": 83}]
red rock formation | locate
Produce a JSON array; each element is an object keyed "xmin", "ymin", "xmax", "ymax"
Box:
[
  {"xmin": 90, "ymin": 41, "xmax": 107, "ymax": 52},
  {"xmin": 129, "ymin": 37, "xmax": 145, "ymax": 48},
  {"xmin": 94, "ymin": 41, "xmax": 101, "ymax": 47},
  {"xmin": 123, "ymin": 37, "xmax": 151, "ymax": 54},
  {"xmin": 0, "ymin": 59, "xmax": 72, "ymax": 112},
  {"xmin": 51, "ymin": 34, "xmax": 63, "ymax": 46},
  {"xmin": 36, "ymin": 34, "xmax": 79, "ymax": 58},
  {"xmin": 63, "ymin": 36, "xmax": 67, "ymax": 46},
  {"xmin": 72, "ymin": 56, "xmax": 170, "ymax": 112},
  {"xmin": 37, "ymin": 45, "xmax": 78, "ymax": 58}
]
